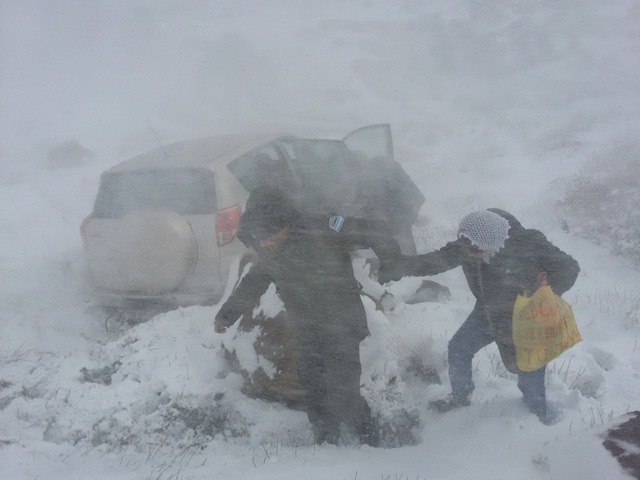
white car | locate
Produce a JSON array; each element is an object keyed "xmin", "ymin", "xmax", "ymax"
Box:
[{"xmin": 80, "ymin": 124, "xmax": 423, "ymax": 312}]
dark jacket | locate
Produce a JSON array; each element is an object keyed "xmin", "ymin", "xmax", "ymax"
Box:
[
  {"xmin": 216, "ymin": 214, "xmax": 402, "ymax": 340},
  {"xmin": 337, "ymin": 156, "xmax": 425, "ymax": 255},
  {"xmin": 403, "ymin": 209, "xmax": 580, "ymax": 372}
]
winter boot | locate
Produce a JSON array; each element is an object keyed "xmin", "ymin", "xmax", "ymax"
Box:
[
  {"xmin": 523, "ymin": 396, "xmax": 549, "ymax": 424},
  {"xmin": 312, "ymin": 424, "xmax": 339, "ymax": 445},
  {"xmin": 429, "ymin": 394, "xmax": 471, "ymax": 413},
  {"xmin": 357, "ymin": 419, "xmax": 381, "ymax": 447}
]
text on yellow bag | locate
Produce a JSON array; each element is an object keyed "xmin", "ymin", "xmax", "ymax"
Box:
[{"xmin": 512, "ymin": 285, "xmax": 582, "ymax": 372}]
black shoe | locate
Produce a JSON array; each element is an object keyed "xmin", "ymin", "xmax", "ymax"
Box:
[
  {"xmin": 429, "ymin": 395, "xmax": 470, "ymax": 413},
  {"xmin": 357, "ymin": 419, "xmax": 381, "ymax": 447},
  {"xmin": 523, "ymin": 397, "xmax": 547, "ymax": 421},
  {"xmin": 533, "ymin": 406, "xmax": 560, "ymax": 425},
  {"xmin": 313, "ymin": 427, "xmax": 339, "ymax": 445},
  {"xmin": 359, "ymin": 429, "xmax": 380, "ymax": 447}
]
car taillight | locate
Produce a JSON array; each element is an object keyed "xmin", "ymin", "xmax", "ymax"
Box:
[
  {"xmin": 216, "ymin": 205, "xmax": 242, "ymax": 246},
  {"xmin": 80, "ymin": 215, "xmax": 92, "ymax": 248}
]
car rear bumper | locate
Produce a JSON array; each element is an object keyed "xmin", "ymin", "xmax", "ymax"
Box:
[{"xmin": 89, "ymin": 288, "xmax": 222, "ymax": 309}]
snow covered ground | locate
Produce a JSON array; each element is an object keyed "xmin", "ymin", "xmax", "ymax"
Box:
[{"xmin": 2, "ymin": 1, "xmax": 640, "ymax": 479}]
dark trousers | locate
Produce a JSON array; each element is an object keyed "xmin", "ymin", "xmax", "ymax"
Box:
[
  {"xmin": 448, "ymin": 308, "xmax": 547, "ymax": 417},
  {"xmin": 292, "ymin": 323, "xmax": 377, "ymax": 443}
]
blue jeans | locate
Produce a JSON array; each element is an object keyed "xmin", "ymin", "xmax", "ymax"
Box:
[{"xmin": 448, "ymin": 308, "xmax": 547, "ymax": 418}]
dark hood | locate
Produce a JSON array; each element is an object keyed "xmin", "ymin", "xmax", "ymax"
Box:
[{"xmin": 487, "ymin": 208, "xmax": 523, "ymax": 231}]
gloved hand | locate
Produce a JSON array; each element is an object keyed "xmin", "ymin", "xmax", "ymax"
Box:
[
  {"xmin": 214, "ymin": 317, "xmax": 228, "ymax": 333},
  {"xmin": 380, "ymin": 291, "xmax": 399, "ymax": 312},
  {"xmin": 214, "ymin": 312, "xmax": 236, "ymax": 333}
]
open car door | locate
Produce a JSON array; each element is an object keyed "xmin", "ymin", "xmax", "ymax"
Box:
[{"xmin": 342, "ymin": 124, "xmax": 393, "ymax": 160}]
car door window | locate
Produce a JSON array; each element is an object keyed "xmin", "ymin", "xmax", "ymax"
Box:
[
  {"xmin": 280, "ymin": 140, "xmax": 297, "ymax": 163},
  {"xmin": 287, "ymin": 139, "xmax": 349, "ymax": 188},
  {"xmin": 342, "ymin": 123, "xmax": 393, "ymax": 160},
  {"xmin": 227, "ymin": 145, "xmax": 296, "ymax": 193},
  {"xmin": 277, "ymin": 139, "xmax": 353, "ymax": 213}
]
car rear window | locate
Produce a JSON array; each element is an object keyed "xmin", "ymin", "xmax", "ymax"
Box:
[{"xmin": 93, "ymin": 168, "xmax": 216, "ymax": 218}]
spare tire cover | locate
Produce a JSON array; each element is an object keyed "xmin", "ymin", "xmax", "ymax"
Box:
[{"xmin": 98, "ymin": 208, "xmax": 197, "ymax": 293}]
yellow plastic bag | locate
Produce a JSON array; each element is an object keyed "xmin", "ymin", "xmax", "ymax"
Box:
[{"xmin": 512, "ymin": 285, "xmax": 582, "ymax": 372}]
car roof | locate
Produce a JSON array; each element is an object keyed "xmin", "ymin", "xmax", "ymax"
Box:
[{"xmin": 105, "ymin": 133, "xmax": 286, "ymax": 174}]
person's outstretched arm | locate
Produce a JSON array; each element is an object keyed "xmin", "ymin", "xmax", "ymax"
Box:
[
  {"xmin": 214, "ymin": 265, "xmax": 272, "ymax": 333},
  {"xmin": 340, "ymin": 216, "xmax": 403, "ymax": 283},
  {"xmin": 403, "ymin": 240, "xmax": 466, "ymax": 277}
]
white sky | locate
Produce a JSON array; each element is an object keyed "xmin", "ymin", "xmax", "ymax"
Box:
[{"xmin": 1, "ymin": 1, "xmax": 640, "ymax": 479}]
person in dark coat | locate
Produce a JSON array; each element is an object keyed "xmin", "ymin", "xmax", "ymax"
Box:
[
  {"xmin": 402, "ymin": 208, "xmax": 580, "ymax": 422},
  {"xmin": 340, "ymin": 154, "xmax": 425, "ymax": 255},
  {"xmin": 214, "ymin": 187, "xmax": 402, "ymax": 445}
]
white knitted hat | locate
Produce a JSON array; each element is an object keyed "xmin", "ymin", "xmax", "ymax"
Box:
[{"xmin": 457, "ymin": 210, "xmax": 510, "ymax": 256}]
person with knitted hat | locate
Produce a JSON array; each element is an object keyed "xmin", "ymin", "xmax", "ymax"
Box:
[
  {"xmin": 214, "ymin": 186, "xmax": 403, "ymax": 445},
  {"xmin": 402, "ymin": 208, "xmax": 580, "ymax": 423}
]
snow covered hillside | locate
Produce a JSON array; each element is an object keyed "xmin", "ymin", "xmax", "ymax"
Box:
[{"xmin": 1, "ymin": 1, "xmax": 640, "ymax": 479}]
